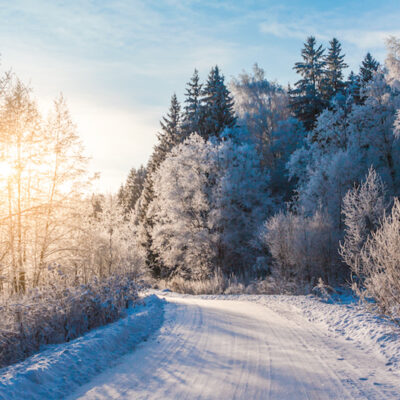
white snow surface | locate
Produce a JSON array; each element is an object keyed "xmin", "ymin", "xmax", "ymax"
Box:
[
  {"xmin": 243, "ymin": 294, "xmax": 400, "ymax": 370},
  {"xmin": 0, "ymin": 294, "xmax": 164, "ymax": 400},
  {"xmin": 198, "ymin": 293, "xmax": 400, "ymax": 371},
  {"xmin": 2, "ymin": 291, "xmax": 400, "ymax": 399},
  {"xmin": 68, "ymin": 292, "xmax": 400, "ymax": 400}
]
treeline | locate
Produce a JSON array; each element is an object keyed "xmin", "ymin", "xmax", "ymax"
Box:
[
  {"xmin": 120, "ymin": 36, "xmax": 400, "ymax": 318},
  {"xmin": 0, "ymin": 75, "xmax": 144, "ymax": 295},
  {"xmin": 0, "ymin": 71, "xmax": 144, "ymax": 366}
]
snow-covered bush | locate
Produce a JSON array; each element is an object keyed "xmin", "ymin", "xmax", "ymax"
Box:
[
  {"xmin": 358, "ymin": 198, "xmax": 400, "ymax": 321},
  {"xmin": 161, "ymin": 270, "xmax": 292, "ymax": 295},
  {"xmin": 0, "ymin": 273, "xmax": 139, "ymax": 368},
  {"xmin": 66, "ymin": 195, "xmax": 146, "ymax": 286},
  {"xmin": 340, "ymin": 168, "xmax": 388, "ymax": 282},
  {"xmin": 261, "ymin": 209, "xmax": 339, "ymax": 288},
  {"xmin": 340, "ymin": 169, "xmax": 400, "ymax": 321}
]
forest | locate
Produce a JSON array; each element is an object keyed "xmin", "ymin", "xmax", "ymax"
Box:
[{"xmin": 1, "ymin": 35, "xmax": 400, "ymax": 367}]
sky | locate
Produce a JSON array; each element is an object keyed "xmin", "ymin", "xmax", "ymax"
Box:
[{"xmin": 0, "ymin": 0, "xmax": 399, "ymax": 191}]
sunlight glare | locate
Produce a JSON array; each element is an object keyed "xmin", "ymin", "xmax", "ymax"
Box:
[{"xmin": 0, "ymin": 161, "xmax": 12, "ymax": 180}]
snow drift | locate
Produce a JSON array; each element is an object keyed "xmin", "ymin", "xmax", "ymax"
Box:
[{"xmin": 0, "ymin": 294, "xmax": 164, "ymax": 400}]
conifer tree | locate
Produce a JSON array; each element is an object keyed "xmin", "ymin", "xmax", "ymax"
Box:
[
  {"xmin": 118, "ymin": 166, "xmax": 146, "ymax": 215},
  {"xmin": 200, "ymin": 65, "xmax": 236, "ymax": 140},
  {"xmin": 183, "ymin": 69, "xmax": 202, "ymax": 136},
  {"xmin": 359, "ymin": 52, "xmax": 380, "ymax": 85},
  {"xmin": 157, "ymin": 93, "xmax": 182, "ymax": 155},
  {"xmin": 324, "ymin": 38, "xmax": 348, "ymax": 100},
  {"xmin": 346, "ymin": 71, "xmax": 362, "ymax": 104},
  {"xmin": 355, "ymin": 53, "xmax": 380, "ymax": 104},
  {"xmin": 136, "ymin": 159, "xmax": 161, "ymax": 278},
  {"xmin": 289, "ymin": 36, "xmax": 326, "ymax": 132},
  {"xmin": 148, "ymin": 93, "xmax": 183, "ymax": 175}
]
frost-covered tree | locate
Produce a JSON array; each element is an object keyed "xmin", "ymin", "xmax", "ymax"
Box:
[
  {"xmin": 289, "ymin": 36, "xmax": 326, "ymax": 131},
  {"xmin": 208, "ymin": 139, "xmax": 271, "ymax": 275},
  {"xmin": 136, "ymin": 94, "xmax": 187, "ymax": 278},
  {"xmin": 200, "ymin": 66, "xmax": 236, "ymax": 140},
  {"xmin": 150, "ymin": 134, "xmax": 217, "ymax": 279},
  {"xmin": 357, "ymin": 198, "xmax": 400, "ymax": 320},
  {"xmin": 0, "ymin": 78, "xmax": 95, "ymax": 293},
  {"xmin": 289, "ymin": 65, "xmax": 400, "ymax": 231},
  {"xmin": 70, "ymin": 194, "xmax": 145, "ymax": 284},
  {"xmin": 230, "ymin": 65, "xmax": 303, "ymax": 202},
  {"xmin": 150, "ymin": 133, "xmax": 270, "ymax": 279},
  {"xmin": 385, "ymin": 36, "xmax": 400, "ymax": 90},
  {"xmin": 90, "ymin": 195, "xmax": 144, "ymax": 278},
  {"xmin": 118, "ymin": 165, "xmax": 146, "ymax": 215},
  {"xmin": 340, "ymin": 168, "xmax": 388, "ymax": 281},
  {"xmin": 230, "ymin": 64, "xmax": 290, "ymax": 160},
  {"xmin": 261, "ymin": 209, "xmax": 338, "ymax": 286},
  {"xmin": 31, "ymin": 94, "xmax": 92, "ymax": 287}
]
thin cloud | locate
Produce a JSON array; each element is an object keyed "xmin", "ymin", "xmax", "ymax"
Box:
[
  {"xmin": 259, "ymin": 20, "xmax": 328, "ymax": 41},
  {"xmin": 340, "ymin": 30, "xmax": 400, "ymax": 49},
  {"xmin": 258, "ymin": 4, "xmax": 400, "ymax": 51}
]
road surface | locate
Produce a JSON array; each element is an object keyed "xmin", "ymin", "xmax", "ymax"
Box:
[{"xmin": 69, "ymin": 295, "xmax": 400, "ymax": 399}]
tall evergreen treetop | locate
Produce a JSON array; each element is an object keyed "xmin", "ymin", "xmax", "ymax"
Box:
[
  {"xmin": 289, "ymin": 36, "xmax": 326, "ymax": 131},
  {"xmin": 159, "ymin": 93, "xmax": 182, "ymax": 147},
  {"xmin": 154, "ymin": 93, "xmax": 183, "ymax": 168},
  {"xmin": 200, "ymin": 65, "xmax": 236, "ymax": 140},
  {"xmin": 324, "ymin": 38, "xmax": 348, "ymax": 99},
  {"xmin": 183, "ymin": 69, "xmax": 202, "ymax": 136},
  {"xmin": 346, "ymin": 70, "xmax": 362, "ymax": 104},
  {"xmin": 118, "ymin": 166, "xmax": 146, "ymax": 215},
  {"xmin": 359, "ymin": 52, "xmax": 380, "ymax": 85}
]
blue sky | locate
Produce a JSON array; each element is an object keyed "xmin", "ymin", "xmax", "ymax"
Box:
[{"xmin": 1, "ymin": 0, "xmax": 399, "ymax": 190}]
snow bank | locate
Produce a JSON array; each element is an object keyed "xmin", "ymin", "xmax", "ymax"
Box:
[
  {"xmin": 0, "ymin": 294, "xmax": 164, "ymax": 400},
  {"xmin": 167, "ymin": 292, "xmax": 400, "ymax": 372}
]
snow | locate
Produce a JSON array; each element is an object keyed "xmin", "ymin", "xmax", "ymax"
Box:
[
  {"xmin": 0, "ymin": 295, "xmax": 164, "ymax": 400},
  {"xmin": 251, "ymin": 294, "xmax": 400, "ymax": 370},
  {"xmin": 70, "ymin": 292, "xmax": 400, "ymax": 399},
  {"xmin": 1, "ymin": 292, "xmax": 400, "ymax": 399},
  {"xmin": 197, "ymin": 293, "xmax": 400, "ymax": 371}
]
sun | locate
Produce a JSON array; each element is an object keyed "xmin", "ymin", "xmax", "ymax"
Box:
[{"xmin": 0, "ymin": 161, "xmax": 13, "ymax": 181}]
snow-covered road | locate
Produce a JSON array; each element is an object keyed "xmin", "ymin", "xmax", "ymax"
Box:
[{"xmin": 69, "ymin": 295, "xmax": 400, "ymax": 400}]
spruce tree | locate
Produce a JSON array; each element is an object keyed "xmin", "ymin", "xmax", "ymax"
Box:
[
  {"xmin": 158, "ymin": 93, "xmax": 182, "ymax": 153},
  {"xmin": 359, "ymin": 52, "xmax": 379, "ymax": 85},
  {"xmin": 346, "ymin": 70, "xmax": 362, "ymax": 104},
  {"xmin": 200, "ymin": 65, "xmax": 236, "ymax": 140},
  {"xmin": 183, "ymin": 69, "xmax": 202, "ymax": 136},
  {"xmin": 289, "ymin": 36, "xmax": 326, "ymax": 132},
  {"xmin": 117, "ymin": 184, "xmax": 126, "ymax": 209},
  {"xmin": 118, "ymin": 166, "xmax": 146, "ymax": 215},
  {"xmin": 324, "ymin": 38, "xmax": 348, "ymax": 100},
  {"xmin": 136, "ymin": 156, "xmax": 162, "ymax": 278}
]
